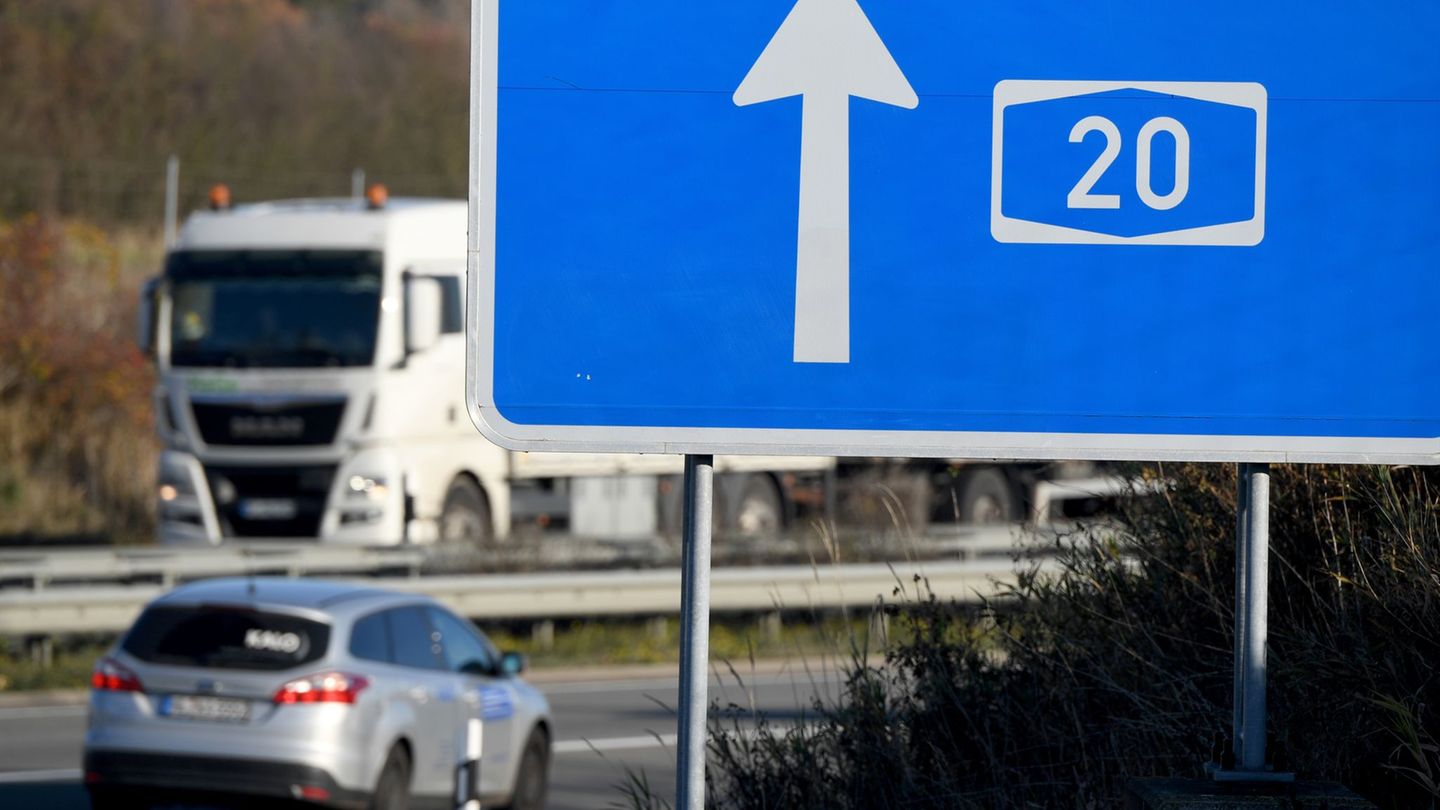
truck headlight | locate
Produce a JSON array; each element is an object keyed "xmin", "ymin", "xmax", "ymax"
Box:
[
  {"xmin": 347, "ymin": 475, "xmax": 388, "ymax": 502},
  {"xmin": 158, "ymin": 456, "xmax": 203, "ymax": 523}
]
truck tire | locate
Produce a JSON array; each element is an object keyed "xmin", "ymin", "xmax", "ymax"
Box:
[
  {"xmin": 957, "ymin": 468, "xmax": 1017, "ymax": 525},
  {"xmin": 658, "ymin": 475, "xmax": 724, "ymax": 544},
  {"xmin": 440, "ymin": 477, "xmax": 493, "ymax": 546},
  {"xmin": 732, "ymin": 474, "xmax": 783, "ymax": 538}
]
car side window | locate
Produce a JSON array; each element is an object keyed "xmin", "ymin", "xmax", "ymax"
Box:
[
  {"xmin": 386, "ymin": 606, "xmax": 445, "ymax": 671},
  {"xmin": 349, "ymin": 611, "xmax": 391, "ymax": 664},
  {"xmin": 427, "ymin": 607, "xmax": 496, "ymax": 676}
]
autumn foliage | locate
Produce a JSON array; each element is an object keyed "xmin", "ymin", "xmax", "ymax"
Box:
[
  {"xmin": 0, "ymin": 0, "xmax": 469, "ymax": 223},
  {"xmin": 0, "ymin": 0, "xmax": 470, "ymax": 540},
  {"xmin": 0, "ymin": 217, "xmax": 157, "ymax": 540}
]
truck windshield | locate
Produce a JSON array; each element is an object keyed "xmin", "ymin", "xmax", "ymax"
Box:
[{"xmin": 166, "ymin": 250, "xmax": 383, "ymax": 368}]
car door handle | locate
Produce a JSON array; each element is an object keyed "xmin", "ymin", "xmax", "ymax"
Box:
[{"xmin": 408, "ymin": 687, "xmax": 430, "ymax": 703}]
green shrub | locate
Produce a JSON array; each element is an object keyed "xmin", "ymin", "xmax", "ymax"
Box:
[{"xmin": 700, "ymin": 465, "xmax": 1440, "ymax": 808}]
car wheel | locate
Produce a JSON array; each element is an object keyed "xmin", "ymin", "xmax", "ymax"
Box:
[
  {"xmin": 957, "ymin": 467, "xmax": 1017, "ymax": 525},
  {"xmin": 370, "ymin": 744, "xmax": 412, "ymax": 810},
  {"xmin": 502, "ymin": 728, "xmax": 550, "ymax": 810}
]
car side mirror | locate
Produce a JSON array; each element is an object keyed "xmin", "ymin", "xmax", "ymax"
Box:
[
  {"xmin": 404, "ymin": 274, "xmax": 443, "ymax": 356},
  {"xmin": 500, "ymin": 651, "xmax": 526, "ymax": 677}
]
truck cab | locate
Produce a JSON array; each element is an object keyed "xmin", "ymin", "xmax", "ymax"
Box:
[{"xmin": 144, "ymin": 194, "xmax": 509, "ymax": 545}]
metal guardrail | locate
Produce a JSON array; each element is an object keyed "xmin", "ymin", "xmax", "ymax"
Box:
[
  {"xmin": 0, "ymin": 525, "xmax": 1052, "ymax": 592},
  {"xmin": 0, "ymin": 556, "xmax": 1058, "ymax": 637},
  {"xmin": 0, "ymin": 544, "xmax": 428, "ymax": 591}
]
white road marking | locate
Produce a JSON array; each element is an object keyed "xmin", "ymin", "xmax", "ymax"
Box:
[
  {"xmin": 541, "ymin": 670, "xmax": 844, "ymax": 696},
  {"xmin": 555, "ymin": 725, "xmax": 796, "ymax": 756},
  {"xmin": 0, "ymin": 768, "xmax": 82, "ymax": 784},
  {"xmin": 554, "ymin": 733, "xmax": 678, "ymax": 755},
  {"xmin": 0, "ymin": 705, "xmax": 86, "ymax": 721}
]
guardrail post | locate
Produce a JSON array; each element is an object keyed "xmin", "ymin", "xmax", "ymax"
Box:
[
  {"xmin": 760, "ymin": 611, "xmax": 783, "ymax": 644},
  {"xmin": 26, "ymin": 634, "xmax": 53, "ymax": 669},
  {"xmin": 676, "ymin": 454, "xmax": 714, "ymax": 810},
  {"xmin": 867, "ymin": 605, "xmax": 889, "ymax": 649},
  {"xmin": 531, "ymin": 620, "xmax": 555, "ymax": 651}
]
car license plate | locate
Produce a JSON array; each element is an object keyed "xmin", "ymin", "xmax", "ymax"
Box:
[
  {"xmin": 161, "ymin": 694, "xmax": 251, "ymax": 724},
  {"xmin": 237, "ymin": 498, "xmax": 298, "ymax": 520}
]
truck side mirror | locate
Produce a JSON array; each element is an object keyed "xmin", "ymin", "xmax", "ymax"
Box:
[
  {"xmin": 138, "ymin": 276, "xmax": 160, "ymax": 357},
  {"xmin": 404, "ymin": 274, "xmax": 443, "ymax": 356}
]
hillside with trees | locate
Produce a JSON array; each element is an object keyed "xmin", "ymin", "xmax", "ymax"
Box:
[
  {"xmin": 0, "ymin": 0, "xmax": 469, "ymax": 225},
  {"xmin": 1, "ymin": 0, "xmax": 470, "ymax": 541}
]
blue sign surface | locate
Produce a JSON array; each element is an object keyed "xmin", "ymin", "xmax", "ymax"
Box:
[{"xmin": 468, "ymin": 0, "xmax": 1440, "ymax": 462}]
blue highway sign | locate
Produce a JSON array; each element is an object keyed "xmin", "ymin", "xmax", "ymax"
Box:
[{"xmin": 467, "ymin": 0, "xmax": 1440, "ymax": 462}]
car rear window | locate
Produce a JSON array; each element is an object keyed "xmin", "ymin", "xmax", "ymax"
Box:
[{"xmin": 122, "ymin": 605, "xmax": 330, "ymax": 671}]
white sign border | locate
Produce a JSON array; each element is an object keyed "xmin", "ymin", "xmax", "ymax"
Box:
[{"xmin": 465, "ymin": 0, "xmax": 1438, "ymax": 464}]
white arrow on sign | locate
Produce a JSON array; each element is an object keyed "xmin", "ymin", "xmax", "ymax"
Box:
[{"xmin": 734, "ymin": 0, "xmax": 917, "ymax": 364}]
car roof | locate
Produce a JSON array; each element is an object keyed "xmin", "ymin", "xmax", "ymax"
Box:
[{"xmin": 153, "ymin": 577, "xmax": 429, "ymax": 619}]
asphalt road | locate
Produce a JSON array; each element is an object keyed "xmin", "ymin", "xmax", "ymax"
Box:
[{"xmin": 0, "ymin": 666, "xmax": 840, "ymax": 810}]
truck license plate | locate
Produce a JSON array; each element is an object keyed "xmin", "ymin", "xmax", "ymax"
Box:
[{"xmin": 237, "ymin": 498, "xmax": 298, "ymax": 520}]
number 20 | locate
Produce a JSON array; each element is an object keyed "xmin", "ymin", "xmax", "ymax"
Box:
[{"xmin": 1066, "ymin": 115, "xmax": 1190, "ymax": 211}]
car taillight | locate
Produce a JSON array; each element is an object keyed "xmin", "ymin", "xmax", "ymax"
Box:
[
  {"xmin": 91, "ymin": 657, "xmax": 143, "ymax": 693},
  {"xmin": 273, "ymin": 672, "xmax": 369, "ymax": 705}
]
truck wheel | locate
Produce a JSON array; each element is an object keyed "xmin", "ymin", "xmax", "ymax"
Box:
[
  {"xmin": 733, "ymin": 475, "xmax": 783, "ymax": 538},
  {"xmin": 658, "ymin": 475, "xmax": 724, "ymax": 545},
  {"xmin": 440, "ymin": 477, "xmax": 493, "ymax": 546},
  {"xmin": 957, "ymin": 468, "xmax": 1017, "ymax": 525}
]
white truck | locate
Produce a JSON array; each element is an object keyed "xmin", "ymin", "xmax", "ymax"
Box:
[{"xmin": 140, "ymin": 193, "xmax": 835, "ymax": 547}]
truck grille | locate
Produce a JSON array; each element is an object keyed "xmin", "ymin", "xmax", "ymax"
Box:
[
  {"xmin": 191, "ymin": 399, "xmax": 346, "ymax": 447},
  {"xmin": 205, "ymin": 465, "xmax": 336, "ymax": 538}
]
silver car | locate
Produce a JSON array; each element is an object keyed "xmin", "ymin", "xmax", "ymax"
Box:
[{"xmin": 83, "ymin": 577, "xmax": 551, "ymax": 810}]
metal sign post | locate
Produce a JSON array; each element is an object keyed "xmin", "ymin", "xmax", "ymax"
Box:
[
  {"xmin": 676, "ymin": 455, "xmax": 715, "ymax": 809},
  {"xmin": 1218, "ymin": 463, "xmax": 1289, "ymax": 781}
]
